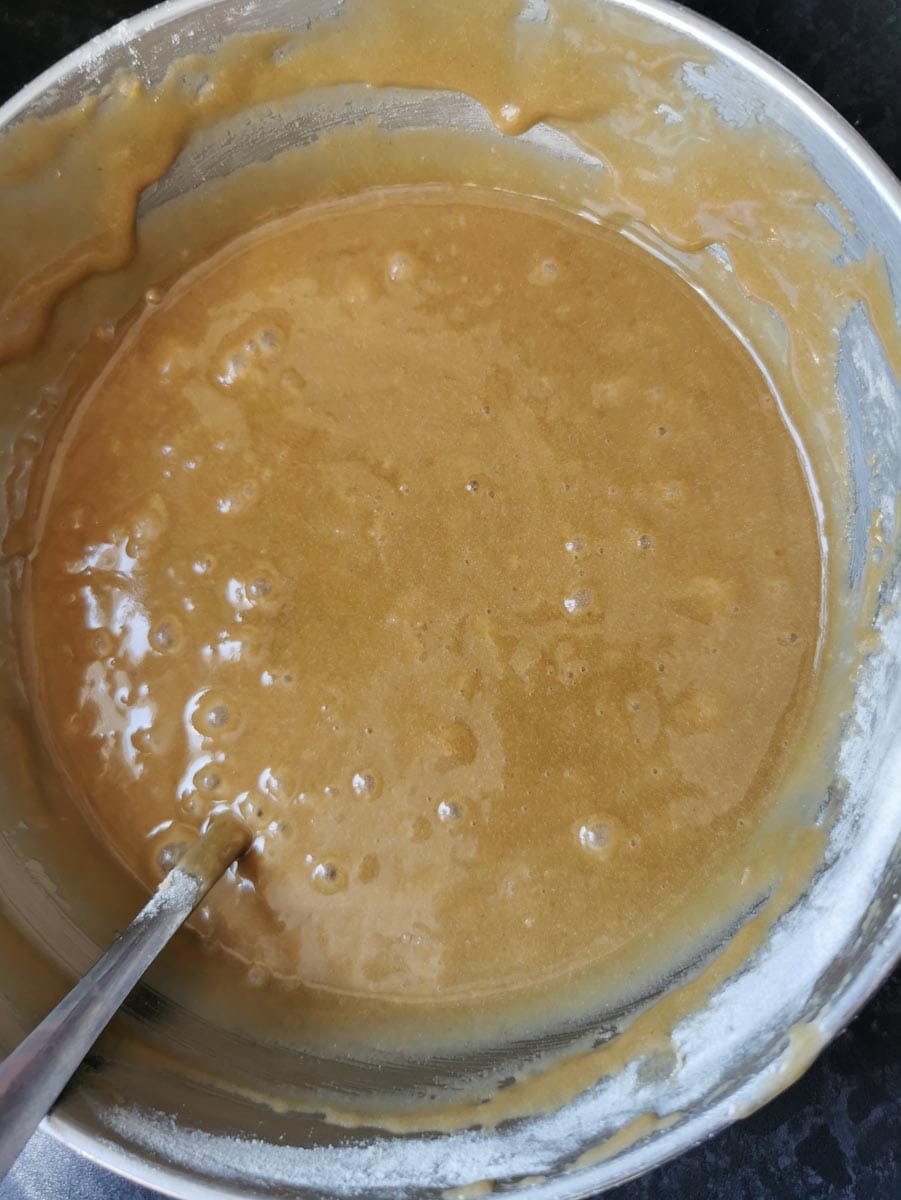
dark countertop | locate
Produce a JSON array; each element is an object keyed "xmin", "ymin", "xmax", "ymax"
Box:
[{"xmin": 0, "ymin": 2, "xmax": 898, "ymax": 1197}]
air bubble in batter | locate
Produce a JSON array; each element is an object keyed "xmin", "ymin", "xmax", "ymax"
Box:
[
  {"xmin": 150, "ymin": 616, "xmax": 184, "ymax": 653},
  {"xmin": 311, "ymin": 861, "xmax": 347, "ymax": 895},
  {"xmin": 577, "ymin": 818, "xmax": 615, "ymax": 857},
  {"xmin": 352, "ymin": 770, "xmax": 383, "ymax": 799},
  {"xmin": 386, "ymin": 251, "xmax": 417, "ymax": 284},
  {"xmin": 192, "ymin": 692, "xmax": 241, "ymax": 738},
  {"xmin": 563, "ymin": 590, "xmax": 591, "ymax": 614},
  {"xmin": 437, "ymin": 798, "xmax": 467, "ymax": 825}
]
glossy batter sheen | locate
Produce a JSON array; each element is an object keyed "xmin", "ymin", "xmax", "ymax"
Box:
[{"xmin": 26, "ymin": 187, "xmax": 821, "ymax": 1007}]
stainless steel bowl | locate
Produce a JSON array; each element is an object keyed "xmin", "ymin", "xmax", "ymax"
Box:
[{"xmin": 0, "ymin": 1, "xmax": 899, "ymax": 1196}]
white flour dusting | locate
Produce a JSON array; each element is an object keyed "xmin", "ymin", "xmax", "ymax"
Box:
[{"xmin": 132, "ymin": 869, "xmax": 203, "ymax": 928}]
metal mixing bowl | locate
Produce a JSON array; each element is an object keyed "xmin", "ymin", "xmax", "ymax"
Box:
[{"xmin": 0, "ymin": 1, "xmax": 899, "ymax": 1196}]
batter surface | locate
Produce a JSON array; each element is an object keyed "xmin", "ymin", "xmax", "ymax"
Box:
[{"xmin": 25, "ymin": 187, "xmax": 821, "ymax": 1009}]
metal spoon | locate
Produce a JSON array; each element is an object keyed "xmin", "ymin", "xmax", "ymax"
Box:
[{"xmin": 0, "ymin": 813, "xmax": 252, "ymax": 1181}]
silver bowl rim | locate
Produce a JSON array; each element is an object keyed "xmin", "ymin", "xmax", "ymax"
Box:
[{"xmin": 2, "ymin": 0, "xmax": 900, "ymax": 1196}]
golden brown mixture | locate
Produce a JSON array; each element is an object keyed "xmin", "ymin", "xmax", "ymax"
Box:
[{"xmin": 25, "ymin": 187, "xmax": 820, "ymax": 1007}]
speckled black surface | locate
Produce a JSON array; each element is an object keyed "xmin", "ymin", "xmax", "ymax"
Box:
[{"xmin": 0, "ymin": 2, "xmax": 898, "ymax": 1197}]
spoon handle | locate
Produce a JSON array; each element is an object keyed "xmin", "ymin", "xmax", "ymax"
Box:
[{"xmin": 0, "ymin": 814, "xmax": 250, "ymax": 1181}]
